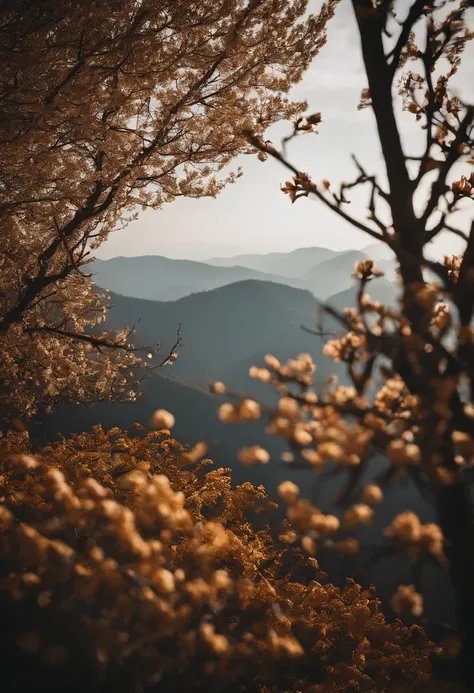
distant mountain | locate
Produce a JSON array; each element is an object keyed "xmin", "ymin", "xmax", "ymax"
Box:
[
  {"xmin": 54, "ymin": 277, "xmax": 352, "ymax": 457},
  {"xmin": 81, "ymin": 274, "xmax": 398, "ymax": 443},
  {"xmin": 208, "ymin": 246, "xmax": 340, "ymax": 277},
  {"xmin": 300, "ymin": 249, "xmax": 368, "ymax": 299},
  {"xmin": 97, "ymin": 241, "xmax": 250, "ymax": 263},
  {"xmin": 90, "ymin": 255, "xmax": 301, "ymax": 301},
  {"xmin": 91, "ymin": 247, "xmax": 397, "ymax": 304},
  {"xmin": 301, "ymin": 250, "xmax": 397, "ymax": 299},
  {"xmin": 327, "ymin": 277, "xmax": 400, "ymax": 314},
  {"xmin": 93, "ymin": 252, "xmax": 400, "ymax": 389},
  {"xmin": 362, "ymin": 242, "xmax": 396, "ymax": 262},
  {"xmin": 100, "ymin": 280, "xmax": 325, "ymax": 383}
]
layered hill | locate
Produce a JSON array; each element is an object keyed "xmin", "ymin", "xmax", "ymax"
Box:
[
  {"xmin": 91, "ymin": 246, "xmax": 396, "ymax": 303},
  {"xmin": 38, "ymin": 277, "xmax": 353, "ymax": 489},
  {"xmin": 325, "ymin": 277, "xmax": 399, "ymax": 314},
  {"xmin": 100, "ymin": 279, "xmax": 332, "ymax": 383},
  {"xmin": 301, "ymin": 251, "xmax": 396, "ymax": 299},
  {"xmin": 207, "ymin": 246, "xmax": 340, "ymax": 277},
  {"xmin": 43, "ymin": 273, "xmax": 399, "ymax": 478},
  {"xmin": 90, "ymin": 255, "xmax": 302, "ymax": 301}
]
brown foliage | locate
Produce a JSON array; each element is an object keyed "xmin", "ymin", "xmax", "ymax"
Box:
[
  {"xmin": 0, "ymin": 0, "xmax": 337, "ymax": 422},
  {"xmin": 0, "ymin": 426, "xmax": 434, "ymax": 692}
]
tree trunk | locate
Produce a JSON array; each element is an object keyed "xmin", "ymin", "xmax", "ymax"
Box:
[{"xmin": 436, "ymin": 474, "xmax": 474, "ymax": 690}]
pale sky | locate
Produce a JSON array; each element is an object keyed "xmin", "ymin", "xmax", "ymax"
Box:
[{"xmin": 97, "ymin": 0, "xmax": 474, "ymax": 262}]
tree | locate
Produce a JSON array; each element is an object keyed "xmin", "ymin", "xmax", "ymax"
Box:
[
  {"xmin": 0, "ymin": 0, "xmax": 336, "ymax": 423},
  {"xmin": 221, "ymin": 0, "xmax": 474, "ymax": 688},
  {"xmin": 0, "ymin": 425, "xmax": 440, "ymax": 692}
]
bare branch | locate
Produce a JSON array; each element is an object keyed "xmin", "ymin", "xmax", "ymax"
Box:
[
  {"xmin": 388, "ymin": 0, "xmax": 426, "ymax": 79},
  {"xmin": 243, "ymin": 130, "xmax": 385, "ymax": 243}
]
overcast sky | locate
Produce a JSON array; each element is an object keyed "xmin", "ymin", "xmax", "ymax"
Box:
[{"xmin": 97, "ymin": 0, "xmax": 474, "ymax": 261}]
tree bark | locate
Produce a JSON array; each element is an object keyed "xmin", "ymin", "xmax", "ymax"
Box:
[{"xmin": 436, "ymin": 475, "xmax": 474, "ymax": 689}]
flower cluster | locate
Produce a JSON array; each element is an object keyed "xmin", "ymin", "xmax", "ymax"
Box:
[
  {"xmin": 391, "ymin": 585, "xmax": 424, "ymax": 618},
  {"xmin": 218, "ymin": 398, "xmax": 262, "ymax": 424},
  {"xmin": 385, "ymin": 512, "xmax": 446, "ymax": 563},
  {"xmin": 351, "ymin": 259, "xmax": 385, "ymax": 281}
]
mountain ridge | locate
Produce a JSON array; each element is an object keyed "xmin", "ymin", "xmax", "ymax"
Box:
[
  {"xmin": 91, "ymin": 255, "xmax": 303, "ymax": 302},
  {"xmin": 207, "ymin": 246, "xmax": 341, "ymax": 276},
  {"xmin": 91, "ymin": 245, "xmax": 395, "ymax": 302}
]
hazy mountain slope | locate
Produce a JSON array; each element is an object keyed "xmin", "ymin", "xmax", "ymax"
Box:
[
  {"xmin": 302, "ymin": 250, "xmax": 396, "ymax": 298},
  {"xmin": 99, "ymin": 274, "xmax": 398, "ymax": 394},
  {"xmin": 90, "ymin": 255, "xmax": 301, "ymax": 301},
  {"xmin": 362, "ymin": 242, "xmax": 396, "ymax": 262},
  {"xmin": 208, "ymin": 246, "xmax": 340, "ymax": 277},
  {"xmin": 302, "ymin": 249, "xmax": 369, "ymax": 298},
  {"xmin": 91, "ymin": 247, "xmax": 396, "ymax": 304},
  {"xmin": 101, "ymin": 280, "xmax": 321, "ymax": 382},
  {"xmin": 327, "ymin": 277, "xmax": 400, "ymax": 313}
]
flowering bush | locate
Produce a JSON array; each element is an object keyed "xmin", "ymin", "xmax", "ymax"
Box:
[{"xmin": 0, "ymin": 426, "xmax": 437, "ymax": 692}]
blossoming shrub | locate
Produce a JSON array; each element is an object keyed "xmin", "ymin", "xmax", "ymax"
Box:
[{"xmin": 0, "ymin": 426, "xmax": 436, "ymax": 692}]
